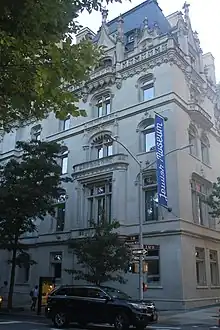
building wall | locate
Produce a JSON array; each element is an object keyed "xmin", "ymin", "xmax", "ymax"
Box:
[{"xmin": 0, "ymin": 2, "xmax": 220, "ymax": 310}]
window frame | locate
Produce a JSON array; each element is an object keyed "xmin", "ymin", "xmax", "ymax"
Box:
[
  {"xmin": 31, "ymin": 125, "xmax": 42, "ymax": 141},
  {"xmin": 138, "ymin": 75, "xmax": 155, "ymax": 103},
  {"xmin": 188, "ymin": 126, "xmax": 198, "ymax": 157},
  {"xmin": 209, "ymin": 250, "xmax": 219, "ymax": 286},
  {"xmin": 50, "ymin": 252, "xmax": 62, "ymax": 279},
  {"xmin": 94, "ymin": 95, "xmax": 111, "ymax": 118},
  {"xmin": 87, "ymin": 179, "xmax": 112, "ymax": 225},
  {"xmin": 195, "ymin": 247, "xmax": 207, "ymax": 286},
  {"xmin": 200, "ymin": 135, "xmax": 210, "ymax": 165},
  {"xmin": 143, "ymin": 123, "xmax": 155, "ymax": 153},
  {"xmin": 143, "ymin": 171, "xmax": 158, "ymax": 222},
  {"xmin": 191, "ymin": 177, "xmax": 211, "ymax": 226},
  {"xmin": 144, "ymin": 245, "xmax": 160, "ymax": 285},
  {"xmin": 61, "ymin": 149, "xmax": 68, "ymax": 174},
  {"xmin": 91, "ymin": 134, "xmax": 113, "ymax": 160},
  {"xmin": 55, "ymin": 193, "xmax": 66, "ymax": 232}
]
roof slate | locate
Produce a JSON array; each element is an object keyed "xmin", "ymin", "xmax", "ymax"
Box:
[{"xmin": 94, "ymin": 0, "xmax": 171, "ymax": 41}]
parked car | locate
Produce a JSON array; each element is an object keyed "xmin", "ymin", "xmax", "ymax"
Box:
[{"xmin": 45, "ymin": 285, "xmax": 158, "ymax": 329}]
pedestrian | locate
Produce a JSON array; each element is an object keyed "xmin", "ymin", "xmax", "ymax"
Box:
[{"xmin": 30, "ymin": 285, "xmax": 39, "ymax": 311}]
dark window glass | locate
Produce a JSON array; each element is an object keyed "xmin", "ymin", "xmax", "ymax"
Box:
[
  {"xmin": 53, "ymin": 263, "xmax": 62, "ymax": 278},
  {"xmin": 55, "ymin": 288, "xmax": 68, "ymax": 295}
]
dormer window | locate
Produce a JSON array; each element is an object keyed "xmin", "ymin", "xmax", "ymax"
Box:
[{"xmin": 127, "ymin": 34, "xmax": 134, "ymax": 43}]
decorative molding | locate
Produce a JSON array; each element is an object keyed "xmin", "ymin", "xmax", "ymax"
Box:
[{"xmin": 72, "ymin": 154, "xmax": 129, "ymax": 180}]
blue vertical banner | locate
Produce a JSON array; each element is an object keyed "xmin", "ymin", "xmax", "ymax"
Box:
[{"xmin": 155, "ymin": 114, "xmax": 168, "ymax": 207}]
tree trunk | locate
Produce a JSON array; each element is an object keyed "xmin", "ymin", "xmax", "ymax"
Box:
[{"xmin": 7, "ymin": 247, "xmax": 17, "ymax": 310}]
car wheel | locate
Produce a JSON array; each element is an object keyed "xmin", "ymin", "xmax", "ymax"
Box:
[
  {"xmin": 114, "ymin": 312, "xmax": 130, "ymax": 330},
  {"xmin": 52, "ymin": 312, "xmax": 69, "ymax": 329}
]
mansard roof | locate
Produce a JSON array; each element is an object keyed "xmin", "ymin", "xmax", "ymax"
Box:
[{"xmin": 94, "ymin": 0, "xmax": 171, "ymax": 41}]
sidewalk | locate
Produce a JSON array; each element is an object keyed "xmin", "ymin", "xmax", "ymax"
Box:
[{"xmin": 159, "ymin": 305, "xmax": 220, "ymax": 326}]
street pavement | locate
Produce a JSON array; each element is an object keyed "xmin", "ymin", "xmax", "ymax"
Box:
[{"xmin": 0, "ymin": 317, "xmax": 219, "ymax": 330}]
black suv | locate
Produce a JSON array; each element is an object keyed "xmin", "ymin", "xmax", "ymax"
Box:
[{"xmin": 45, "ymin": 285, "xmax": 158, "ymax": 329}]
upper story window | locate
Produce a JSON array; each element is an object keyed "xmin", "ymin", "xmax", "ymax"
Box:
[
  {"xmin": 191, "ymin": 175, "xmax": 211, "ymax": 227},
  {"xmin": 87, "ymin": 179, "xmax": 112, "ymax": 225},
  {"xmin": 91, "ymin": 134, "xmax": 113, "ymax": 159},
  {"xmin": 188, "ymin": 124, "xmax": 198, "ymax": 157},
  {"xmin": 63, "ymin": 116, "xmax": 70, "ymax": 131},
  {"xmin": 95, "ymin": 95, "xmax": 111, "ymax": 118},
  {"xmin": 200, "ymin": 134, "xmax": 210, "ymax": 165},
  {"xmin": 31, "ymin": 124, "xmax": 41, "ymax": 141},
  {"xmin": 138, "ymin": 118, "xmax": 155, "ymax": 153},
  {"xmin": 138, "ymin": 74, "xmax": 155, "ymax": 102},
  {"xmin": 60, "ymin": 147, "xmax": 68, "ymax": 174}
]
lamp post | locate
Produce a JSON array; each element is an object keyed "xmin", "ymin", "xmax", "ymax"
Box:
[{"xmin": 105, "ymin": 133, "xmax": 191, "ymax": 300}]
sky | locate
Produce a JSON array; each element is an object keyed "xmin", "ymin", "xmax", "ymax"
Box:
[{"xmin": 78, "ymin": 0, "xmax": 220, "ymax": 82}]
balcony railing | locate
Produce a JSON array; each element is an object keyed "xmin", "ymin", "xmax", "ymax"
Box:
[
  {"xmin": 188, "ymin": 103, "xmax": 213, "ymax": 129},
  {"xmin": 73, "ymin": 153, "xmax": 128, "ymax": 174}
]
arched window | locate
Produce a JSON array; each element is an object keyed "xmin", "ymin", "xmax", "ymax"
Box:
[
  {"xmin": 94, "ymin": 94, "xmax": 111, "ymax": 118},
  {"xmin": 138, "ymin": 74, "xmax": 154, "ymax": 102},
  {"xmin": 188, "ymin": 124, "xmax": 198, "ymax": 156},
  {"xmin": 138, "ymin": 118, "xmax": 155, "ymax": 153},
  {"xmin": 60, "ymin": 146, "xmax": 68, "ymax": 174},
  {"xmin": 201, "ymin": 134, "xmax": 210, "ymax": 164},
  {"xmin": 91, "ymin": 133, "xmax": 113, "ymax": 159}
]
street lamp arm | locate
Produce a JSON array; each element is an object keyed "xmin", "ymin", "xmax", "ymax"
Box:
[
  {"xmin": 105, "ymin": 134, "xmax": 141, "ymax": 168},
  {"xmin": 145, "ymin": 144, "xmax": 192, "ymax": 170}
]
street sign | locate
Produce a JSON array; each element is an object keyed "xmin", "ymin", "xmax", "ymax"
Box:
[
  {"xmin": 132, "ymin": 248, "xmax": 148, "ymax": 255},
  {"xmin": 132, "ymin": 256, "xmax": 144, "ymax": 261}
]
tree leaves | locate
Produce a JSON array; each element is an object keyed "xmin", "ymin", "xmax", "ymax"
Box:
[
  {"xmin": 66, "ymin": 220, "xmax": 132, "ymax": 285},
  {"xmin": 207, "ymin": 177, "xmax": 220, "ymax": 218},
  {"xmin": 0, "ymin": 0, "xmax": 107, "ymax": 131},
  {"xmin": 0, "ymin": 140, "xmax": 72, "ymax": 248}
]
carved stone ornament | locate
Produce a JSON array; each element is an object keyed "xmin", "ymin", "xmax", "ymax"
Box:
[
  {"xmin": 115, "ymin": 74, "xmax": 122, "ymax": 89},
  {"xmin": 82, "ymin": 92, "xmax": 88, "ymax": 103}
]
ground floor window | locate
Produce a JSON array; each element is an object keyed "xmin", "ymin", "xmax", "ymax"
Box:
[
  {"xmin": 50, "ymin": 252, "xmax": 62, "ymax": 279},
  {"xmin": 195, "ymin": 247, "xmax": 206, "ymax": 286},
  {"xmin": 210, "ymin": 250, "xmax": 219, "ymax": 286},
  {"xmin": 144, "ymin": 245, "xmax": 160, "ymax": 285}
]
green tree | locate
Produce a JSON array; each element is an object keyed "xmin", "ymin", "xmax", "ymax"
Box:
[
  {"xmin": 0, "ymin": 140, "xmax": 72, "ymax": 309},
  {"xmin": 207, "ymin": 177, "xmax": 220, "ymax": 218},
  {"xmin": 66, "ymin": 219, "xmax": 132, "ymax": 285},
  {"xmin": 0, "ymin": 0, "xmax": 119, "ymax": 132}
]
